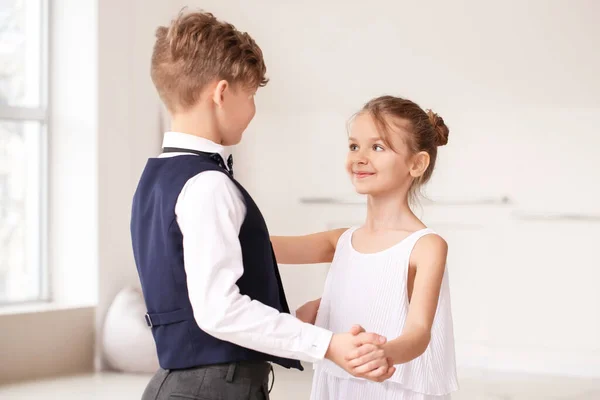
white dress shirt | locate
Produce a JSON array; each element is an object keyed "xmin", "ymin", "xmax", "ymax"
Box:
[{"xmin": 158, "ymin": 131, "xmax": 333, "ymax": 363}]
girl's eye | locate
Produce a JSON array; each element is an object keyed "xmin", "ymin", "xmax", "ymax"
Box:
[
  {"xmin": 349, "ymin": 144, "xmax": 358, "ymax": 151},
  {"xmin": 373, "ymin": 144, "xmax": 384, "ymax": 151}
]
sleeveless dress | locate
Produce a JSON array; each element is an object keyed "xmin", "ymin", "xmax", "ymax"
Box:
[{"xmin": 311, "ymin": 227, "xmax": 459, "ymax": 400}]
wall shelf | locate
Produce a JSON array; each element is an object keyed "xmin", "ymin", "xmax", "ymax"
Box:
[
  {"xmin": 511, "ymin": 211, "xmax": 600, "ymax": 222},
  {"xmin": 300, "ymin": 197, "xmax": 600, "ymax": 223},
  {"xmin": 299, "ymin": 196, "xmax": 513, "ymax": 206}
]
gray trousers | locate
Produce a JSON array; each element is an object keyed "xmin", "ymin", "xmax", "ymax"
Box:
[{"xmin": 142, "ymin": 361, "xmax": 272, "ymax": 400}]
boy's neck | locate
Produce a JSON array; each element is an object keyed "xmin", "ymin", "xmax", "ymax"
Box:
[{"xmin": 170, "ymin": 110, "xmax": 224, "ymax": 145}]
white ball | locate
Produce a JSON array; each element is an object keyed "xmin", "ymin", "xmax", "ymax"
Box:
[{"xmin": 102, "ymin": 286, "xmax": 159, "ymax": 373}]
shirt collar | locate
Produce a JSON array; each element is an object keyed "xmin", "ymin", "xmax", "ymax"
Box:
[{"xmin": 161, "ymin": 131, "xmax": 228, "ymax": 159}]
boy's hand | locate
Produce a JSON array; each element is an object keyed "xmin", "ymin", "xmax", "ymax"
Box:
[
  {"xmin": 325, "ymin": 325, "xmax": 396, "ymax": 382},
  {"xmin": 346, "ymin": 341, "xmax": 395, "ymax": 382},
  {"xmin": 346, "ymin": 325, "xmax": 396, "ymax": 382},
  {"xmin": 296, "ymin": 298, "xmax": 321, "ymax": 324}
]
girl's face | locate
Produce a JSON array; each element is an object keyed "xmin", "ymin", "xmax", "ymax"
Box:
[{"xmin": 346, "ymin": 113, "xmax": 418, "ymax": 196}]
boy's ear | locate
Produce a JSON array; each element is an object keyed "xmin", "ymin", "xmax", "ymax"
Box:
[{"xmin": 212, "ymin": 80, "xmax": 229, "ymax": 108}]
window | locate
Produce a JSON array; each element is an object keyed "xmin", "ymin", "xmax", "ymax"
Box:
[{"xmin": 0, "ymin": 0, "xmax": 48, "ymax": 305}]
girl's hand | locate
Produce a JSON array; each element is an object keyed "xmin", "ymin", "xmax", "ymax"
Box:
[
  {"xmin": 295, "ymin": 298, "xmax": 321, "ymax": 324},
  {"xmin": 345, "ymin": 331, "xmax": 396, "ymax": 382},
  {"xmin": 326, "ymin": 325, "xmax": 392, "ymax": 382}
]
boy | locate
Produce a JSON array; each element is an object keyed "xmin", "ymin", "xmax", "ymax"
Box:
[{"xmin": 131, "ymin": 10, "xmax": 394, "ymax": 399}]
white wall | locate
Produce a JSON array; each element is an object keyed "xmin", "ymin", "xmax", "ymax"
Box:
[
  {"xmin": 95, "ymin": 0, "xmax": 188, "ymax": 369},
  {"xmin": 49, "ymin": 0, "xmax": 98, "ymax": 307},
  {"xmin": 186, "ymin": 0, "xmax": 600, "ymax": 377}
]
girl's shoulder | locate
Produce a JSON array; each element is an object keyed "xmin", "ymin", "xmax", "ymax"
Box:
[
  {"xmin": 327, "ymin": 226, "xmax": 354, "ymax": 250},
  {"xmin": 410, "ymin": 230, "xmax": 448, "ymax": 266}
]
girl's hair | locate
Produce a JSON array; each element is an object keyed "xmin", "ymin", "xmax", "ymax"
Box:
[{"xmin": 358, "ymin": 95, "xmax": 449, "ymax": 203}]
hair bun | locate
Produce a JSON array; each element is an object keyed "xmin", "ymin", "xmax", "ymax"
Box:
[{"xmin": 426, "ymin": 109, "xmax": 449, "ymax": 147}]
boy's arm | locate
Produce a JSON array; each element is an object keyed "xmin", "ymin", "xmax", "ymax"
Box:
[
  {"xmin": 177, "ymin": 172, "xmax": 331, "ymax": 362},
  {"xmin": 176, "ymin": 171, "xmax": 388, "ymax": 368},
  {"xmin": 271, "ymin": 229, "xmax": 347, "ymax": 264}
]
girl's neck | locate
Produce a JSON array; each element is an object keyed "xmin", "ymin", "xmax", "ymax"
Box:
[{"xmin": 364, "ymin": 190, "xmax": 419, "ymax": 231}]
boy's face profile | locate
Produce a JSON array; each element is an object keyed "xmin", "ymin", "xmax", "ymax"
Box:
[
  {"xmin": 151, "ymin": 11, "xmax": 268, "ymax": 146},
  {"xmin": 211, "ymin": 80, "xmax": 257, "ymax": 146}
]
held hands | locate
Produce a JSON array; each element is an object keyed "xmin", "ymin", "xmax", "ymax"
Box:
[
  {"xmin": 326, "ymin": 325, "xmax": 396, "ymax": 383},
  {"xmin": 295, "ymin": 298, "xmax": 395, "ymax": 383}
]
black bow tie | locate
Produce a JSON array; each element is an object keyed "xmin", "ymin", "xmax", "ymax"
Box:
[
  {"xmin": 226, "ymin": 154, "xmax": 234, "ymax": 177},
  {"xmin": 162, "ymin": 147, "xmax": 233, "ymax": 177}
]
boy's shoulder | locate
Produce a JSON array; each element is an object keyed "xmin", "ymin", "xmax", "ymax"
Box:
[{"xmin": 139, "ymin": 156, "xmax": 228, "ymax": 188}]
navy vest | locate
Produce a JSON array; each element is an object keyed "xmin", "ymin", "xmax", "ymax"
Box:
[{"xmin": 130, "ymin": 152, "xmax": 302, "ymax": 371}]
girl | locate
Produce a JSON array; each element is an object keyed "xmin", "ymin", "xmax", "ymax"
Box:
[{"xmin": 273, "ymin": 96, "xmax": 458, "ymax": 399}]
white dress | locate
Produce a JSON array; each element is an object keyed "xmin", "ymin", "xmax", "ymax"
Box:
[{"xmin": 311, "ymin": 227, "xmax": 459, "ymax": 400}]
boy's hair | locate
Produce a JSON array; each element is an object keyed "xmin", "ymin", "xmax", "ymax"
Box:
[{"xmin": 151, "ymin": 10, "xmax": 268, "ymax": 112}]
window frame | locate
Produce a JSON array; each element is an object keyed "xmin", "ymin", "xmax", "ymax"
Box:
[{"xmin": 0, "ymin": 0, "xmax": 50, "ymax": 306}]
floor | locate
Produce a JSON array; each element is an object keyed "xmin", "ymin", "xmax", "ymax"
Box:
[{"xmin": 1, "ymin": 367, "xmax": 599, "ymax": 399}]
